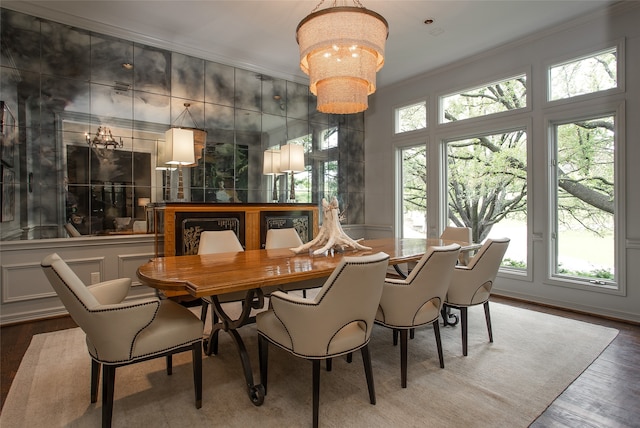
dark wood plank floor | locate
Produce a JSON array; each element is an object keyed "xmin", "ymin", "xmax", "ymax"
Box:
[{"xmin": 1, "ymin": 296, "xmax": 639, "ymax": 426}]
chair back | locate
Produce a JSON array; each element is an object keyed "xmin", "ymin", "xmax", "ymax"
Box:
[
  {"xmin": 42, "ymin": 253, "xmax": 100, "ymax": 325},
  {"xmin": 389, "ymin": 244, "xmax": 461, "ymax": 325},
  {"xmin": 41, "ymin": 253, "xmax": 118, "ymax": 356},
  {"xmin": 447, "ymin": 238, "xmax": 510, "ymax": 306},
  {"xmin": 265, "ymin": 228, "xmax": 303, "ymax": 249},
  {"xmin": 198, "ymin": 230, "xmax": 244, "ymax": 254},
  {"xmin": 309, "ymin": 252, "xmax": 390, "ymax": 354},
  {"xmin": 441, "ymin": 226, "xmax": 472, "ymax": 243}
]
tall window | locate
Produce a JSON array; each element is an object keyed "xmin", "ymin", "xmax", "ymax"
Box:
[
  {"xmin": 323, "ymin": 160, "xmax": 338, "ymax": 199},
  {"xmin": 551, "ymin": 115, "xmax": 616, "ymax": 286},
  {"xmin": 399, "ymin": 145, "xmax": 427, "ymax": 238},
  {"xmin": 446, "ymin": 130, "xmax": 528, "ymax": 269}
]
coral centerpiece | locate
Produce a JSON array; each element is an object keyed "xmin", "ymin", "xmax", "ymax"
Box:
[{"xmin": 291, "ymin": 197, "xmax": 371, "ymax": 256}]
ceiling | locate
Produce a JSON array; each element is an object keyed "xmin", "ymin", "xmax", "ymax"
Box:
[{"xmin": 5, "ymin": 0, "xmax": 616, "ymax": 89}]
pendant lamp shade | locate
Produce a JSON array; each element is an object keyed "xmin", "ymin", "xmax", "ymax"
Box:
[
  {"xmin": 280, "ymin": 144, "xmax": 305, "ymax": 172},
  {"xmin": 164, "ymin": 128, "xmax": 194, "ymax": 201},
  {"xmin": 296, "ymin": 5, "xmax": 388, "ymax": 114},
  {"xmin": 164, "ymin": 128, "xmax": 195, "ymax": 166},
  {"xmin": 263, "ymin": 149, "xmax": 283, "ymax": 175}
]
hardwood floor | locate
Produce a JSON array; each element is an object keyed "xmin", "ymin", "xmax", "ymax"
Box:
[{"xmin": 1, "ymin": 296, "xmax": 639, "ymax": 426}]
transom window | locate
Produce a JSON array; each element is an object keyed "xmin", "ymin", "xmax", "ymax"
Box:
[
  {"xmin": 440, "ymin": 74, "xmax": 527, "ymax": 123},
  {"xmin": 395, "ymin": 101, "xmax": 427, "ymax": 134},
  {"xmin": 548, "ymin": 47, "xmax": 617, "ymax": 101}
]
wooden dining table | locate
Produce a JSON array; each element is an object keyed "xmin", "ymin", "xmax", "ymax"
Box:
[{"xmin": 136, "ymin": 237, "xmax": 478, "ymax": 406}]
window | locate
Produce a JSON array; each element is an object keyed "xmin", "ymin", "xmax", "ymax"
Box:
[
  {"xmin": 323, "ymin": 160, "xmax": 338, "ymax": 199},
  {"xmin": 446, "ymin": 129, "xmax": 528, "ymax": 269},
  {"xmin": 440, "ymin": 74, "xmax": 527, "ymax": 123},
  {"xmin": 399, "ymin": 145, "xmax": 427, "ymax": 238},
  {"xmin": 320, "ymin": 127, "xmax": 338, "ymax": 150},
  {"xmin": 395, "ymin": 102, "xmax": 427, "ymax": 134},
  {"xmin": 550, "ymin": 115, "xmax": 616, "ymax": 287},
  {"xmin": 549, "ymin": 47, "xmax": 617, "ymax": 101}
]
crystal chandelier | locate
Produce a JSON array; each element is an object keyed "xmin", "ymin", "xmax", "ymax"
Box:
[
  {"xmin": 296, "ymin": 0, "xmax": 388, "ymax": 114},
  {"xmin": 86, "ymin": 126, "xmax": 123, "ymax": 149}
]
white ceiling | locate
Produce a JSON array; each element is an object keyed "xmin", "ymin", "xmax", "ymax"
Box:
[{"xmin": 5, "ymin": 0, "xmax": 616, "ymax": 89}]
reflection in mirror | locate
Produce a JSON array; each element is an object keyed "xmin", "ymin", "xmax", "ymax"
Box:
[
  {"xmin": 0, "ymin": 7, "xmax": 365, "ymax": 241},
  {"xmin": 61, "ymin": 113, "xmax": 158, "ymax": 236}
]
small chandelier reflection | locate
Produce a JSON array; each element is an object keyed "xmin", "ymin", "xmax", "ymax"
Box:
[{"xmin": 86, "ymin": 126, "xmax": 123, "ymax": 149}]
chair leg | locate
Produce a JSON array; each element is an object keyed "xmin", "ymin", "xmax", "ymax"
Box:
[
  {"xmin": 393, "ymin": 329, "xmax": 398, "ymax": 346},
  {"xmin": 102, "ymin": 364, "xmax": 116, "ymax": 428},
  {"xmin": 326, "ymin": 358, "xmax": 332, "ymax": 372},
  {"xmin": 400, "ymin": 329, "xmax": 408, "ymax": 388},
  {"xmin": 361, "ymin": 344, "xmax": 376, "ymax": 404},
  {"xmin": 410, "ymin": 328, "xmax": 415, "ymax": 339},
  {"xmin": 461, "ymin": 307, "xmax": 468, "ymax": 356},
  {"xmin": 484, "ymin": 301, "xmax": 493, "ymax": 343},
  {"xmin": 91, "ymin": 359, "xmax": 100, "ymax": 403},
  {"xmin": 166, "ymin": 355, "xmax": 173, "ymax": 375},
  {"xmin": 258, "ymin": 335, "xmax": 269, "ymax": 396},
  {"xmin": 346, "ymin": 353, "xmax": 353, "ymax": 363},
  {"xmin": 433, "ymin": 320, "xmax": 444, "ymax": 368},
  {"xmin": 192, "ymin": 342, "xmax": 202, "ymax": 409},
  {"xmin": 312, "ymin": 359, "xmax": 321, "ymax": 428}
]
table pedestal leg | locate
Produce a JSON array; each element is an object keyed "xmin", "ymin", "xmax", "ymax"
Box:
[
  {"xmin": 204, "ymin": 289, "xmax": 266, "ymax": 406},
  {"xmin": 441, "ymin": 304, "xmax": 459, "ymax": 326}
]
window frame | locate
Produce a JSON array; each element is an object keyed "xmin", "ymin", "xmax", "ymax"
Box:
[
  {"xmin": 437, "ymin": 67, "xmax": 532, "ymax": 126},
  {"xmin": 545, "ymin": 38, "xmax": 625, "ymax": 107},
  {"xmin": 544, "ymin": 99, "xmax": 626, "ymax": 295},
  {"xmin": 393, "ymin": 98, "xmax": 428, "ymax": 136},
  {"xmin": 436, "ymin": 116, "xmax": 533, "ymax": 281}
]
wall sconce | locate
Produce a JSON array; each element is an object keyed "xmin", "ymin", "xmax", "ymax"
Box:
[
  {"xmin": 263, "ymin": 149, "xmax": 283, "ymax": 202},
  {"xmin": 280, "ymin": 143, "xmax": 305, "ymax": 202}
]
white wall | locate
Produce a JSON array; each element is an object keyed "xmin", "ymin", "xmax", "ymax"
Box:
[
  {"xmin": 364, "ymin": 3, "xmax": 640, "ymax": 322},
  {"xmin": 0, "ymin": 236, "xmax": 157, "ymax": 324}
]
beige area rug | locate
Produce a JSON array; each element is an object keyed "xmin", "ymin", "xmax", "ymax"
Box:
[{"xmin": 1, "ymin": 302, "xmax": 618, "ymax": 428}]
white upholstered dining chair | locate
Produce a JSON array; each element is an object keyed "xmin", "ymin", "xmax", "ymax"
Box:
[
  {"xmin": 265, "ymin": 227, "xmax": 303, "ymax": 249},
  {"xmin": 440, "ymin": 226, "xmax": 473, "ymax": 265},
  {"xmin": 197, "ymin": 229, "xmax": 247, "ymax": 353},
  {"xmin": 198, "ymin": 229, "xmax": 244, "ymax": 254},
  {"xmin": 264, "ymin": 227, "xmax": 323, "ymax": 297},
  {"xmin": 41, "ymin": 253, "xmax": 203, "ymax": 428},
  {"xmin": 440, "ymin": 226, "xmax": 472, "ymax": 243},
  {"xmin": 443, "ymin": 237, "xmax": 510, "ymax": 356},
  {"xmin": 257, "ymin": 252, "xmax": 390, "ymax": 428},
  {"xmin": 375, "ymin": 244, "xmax": 461, "ymax": 387}
]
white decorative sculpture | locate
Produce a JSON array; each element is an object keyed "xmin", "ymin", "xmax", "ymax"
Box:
[{"xmin": 291, "ymin": 197, "xmax": 372, "ymax": 256}]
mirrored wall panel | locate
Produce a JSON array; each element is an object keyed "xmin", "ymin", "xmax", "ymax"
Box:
[{"xmin": 0, "ymin": 8, "xmax": 365, "ymax": 240}]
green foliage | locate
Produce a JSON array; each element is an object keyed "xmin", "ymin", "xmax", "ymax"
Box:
[
  {"xmin": 502, "ymin": 258, "xmax": 526, "ymax": 269},
  {"xmin": 557, "ymin": 265, "xmax": 614, "ymax": 280}
]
